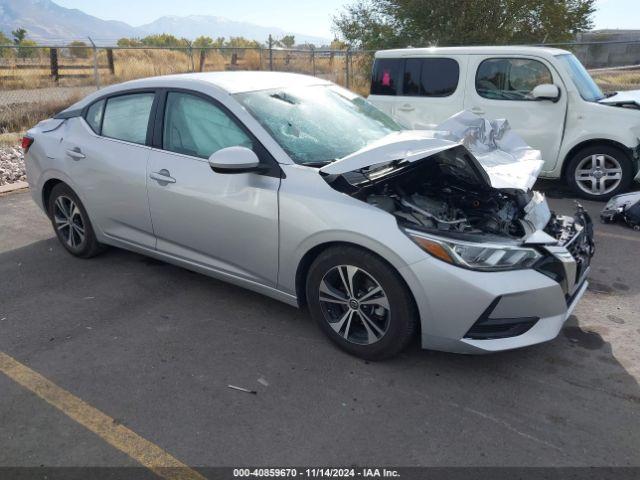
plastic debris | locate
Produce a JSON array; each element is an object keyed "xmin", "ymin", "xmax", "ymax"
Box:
[{"xmin": 228, "ymin": 384, "xmax": 257, "ymax": 395}]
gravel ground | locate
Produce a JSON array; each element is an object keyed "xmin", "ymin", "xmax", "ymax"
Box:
[{"xmin": 0, "ymin": 146, "xmax": 25, "ymax": 186}]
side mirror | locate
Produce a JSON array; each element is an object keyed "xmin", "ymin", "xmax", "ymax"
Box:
[
  {"xmin": 208, "ymin": 146, "xmax": 261, "ymax": 174},
  {"xmin": 531, "ymin": 84, "xmax": 560, "ymax": 102}
]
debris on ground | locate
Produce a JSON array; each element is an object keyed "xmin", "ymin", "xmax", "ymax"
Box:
[
  {"xmin": 601, "ymin": 192, "xmax": 640, "ymax": 230},
  {"xmin": 227, "ymin": 384, "xmax": 257, "ymax": 395},
  {"xmin": 0, "ymin": 145, "xmax": 25, "ymax": 186},
  {"xmin": 257, "ymin": 377, "xmax": 269, "ymax": 387}
]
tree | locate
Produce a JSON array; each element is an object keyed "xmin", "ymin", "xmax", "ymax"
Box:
[
  {"xmin": 333, "ymin": 0, "xmax": 596, "ymax": 49},
  {"xmin": 117, "ymin": 37, "xmax": 142, "ymax": 47},
  {"xmin": 279, "ymin": 35, "xmax": 295, "ymax": 48},
  {"xmin": 11, "ymin": 27, "xmax": 27, "ymax": 45},
  {"xmin": 225, "ymin": 37, "xmax": 261, "ymax": 48},
  {"xmin": 68, "ymin": 40, "xmax": 90, "ymax": 59},
  {"xmin": 0, "ymin": 31, "xmax": 13, "ymax": 59}
]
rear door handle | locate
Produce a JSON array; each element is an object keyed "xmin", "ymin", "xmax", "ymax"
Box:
[
  {"xmin": 149, "ymin": 169, "xmax": 176, "ymax": 184},
  {"xmin": 66, "ymin": 148, "xmax": 85, "ymax": 160},
  {"xmin": 470, "ymin": 107, "xmax": 485, "ymax": 115},
  {"xmin": 397, "ymin": 103, "xmax": 415, "ymax": 112}
]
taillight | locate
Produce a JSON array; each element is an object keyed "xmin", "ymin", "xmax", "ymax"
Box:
[{"xmin": 21, "ymin": 136, "xmax": 34, "ymax": 152}]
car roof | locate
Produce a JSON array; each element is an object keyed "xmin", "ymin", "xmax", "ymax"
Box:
[
  {"xmin": 103, "ymin": 71, "xmax": 332, "ymax": 95},
  {"xmin": 375, "ymin": 45, "xmax": 571, "ymax": 58}
]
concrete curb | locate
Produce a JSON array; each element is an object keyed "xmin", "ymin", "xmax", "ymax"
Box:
[{"xmin": 0, "ymin": 181, "xmax": 29, "ymax": 195}]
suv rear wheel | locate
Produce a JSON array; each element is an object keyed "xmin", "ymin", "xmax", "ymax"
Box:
[{"xmin": 565, "ymin": 145, "xmax": 633, "ymax": 201}]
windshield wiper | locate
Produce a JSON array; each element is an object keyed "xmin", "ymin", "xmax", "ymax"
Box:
[{"xmin": 302, "ymin": 160, "xmax": 334, "ymax": 168}]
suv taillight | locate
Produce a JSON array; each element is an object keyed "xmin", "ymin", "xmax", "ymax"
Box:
[{"xmin": 21, "ymin": 136, "xmax": 34, "ymax": 152}]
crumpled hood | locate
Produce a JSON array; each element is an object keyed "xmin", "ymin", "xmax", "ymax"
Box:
[
  {"xmin": 598, "ymin": 90, "xmax": 640, "ymax": 107},
  {"xmin": 320, "ymin": 111, "xmax": 544, "ymax": 191}
]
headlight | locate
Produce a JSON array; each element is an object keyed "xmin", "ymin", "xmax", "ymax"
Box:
[{"xmin": 406, "ymin": 230, "xmax": 542, "ymax": 271}]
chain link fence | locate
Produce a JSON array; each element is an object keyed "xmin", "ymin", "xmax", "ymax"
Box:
[{"xmin": 2, "ymin": 40, "xmax": 640, "ymax": 135}]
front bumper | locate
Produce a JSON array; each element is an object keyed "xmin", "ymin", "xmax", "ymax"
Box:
[{"xmin": 400, "ymin": 212, "xmax": 594, "ymax": 354}]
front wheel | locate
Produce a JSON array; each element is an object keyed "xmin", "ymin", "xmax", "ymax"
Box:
[
  {"xmin": 305, "ymin": 246, "xmax": 418, "ymax": 360},
  {"xmin": 565, "ymin": 145, "xmax": 634, "ymax": 201}
]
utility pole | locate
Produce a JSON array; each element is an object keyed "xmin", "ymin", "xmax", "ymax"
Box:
[{"xmin": 268, "ymin": 34, "xmax": 274, "ymax": 71}]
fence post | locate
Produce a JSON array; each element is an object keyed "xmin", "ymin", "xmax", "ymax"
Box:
[
  {"xmin": 49, "ymin": 47, "xmax": 59, "ymax": 82},
  {"xmin": 268, "ymin": 34, "xmax": 274, "ymax": 71},
  {"xmin": 88, "ymin": 37, "xmax": 100, "ymax": 90},
  {"xmin": 188, "ymin": 43, "xmax": 195, "ymax": 72},
  {"xmin": 259, "ymin": 47, "xmax": 263, "ymax": 70},
  {"xmin": 345, "ymin": 47, "xmax": 350, "ymax": 89},
  {"xmin": 106, "ymin": 48, "xmax": 115, "ymax": 75},
  {"xmin": 311, "ymin": 46, "xmax": 316, "ymax": 76},
  {"xmin": 199, "ymin": 49, "xmax": 206, "ymax": 72}
]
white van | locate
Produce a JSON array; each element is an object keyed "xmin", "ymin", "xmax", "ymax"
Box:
[{"xmin": 368, "ymin": 46, "xmax": 640, "ymax": 200}]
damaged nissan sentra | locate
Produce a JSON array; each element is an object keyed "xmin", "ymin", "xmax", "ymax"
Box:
[{"xmin": 24, "ymin": 72, "xmax": 594, "ymax": 359}]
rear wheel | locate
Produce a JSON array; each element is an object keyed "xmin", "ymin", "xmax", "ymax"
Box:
[
  {"xmin": 306, "ymin": 246, "xmax": 418, "ymax": 360},
  {"xmin": 565, "ymin": 145, "xmax": 633, "ymax": 201},
  {"xmin": 48, "ymin": 183, "xmax": 104, "ymax": 258}
]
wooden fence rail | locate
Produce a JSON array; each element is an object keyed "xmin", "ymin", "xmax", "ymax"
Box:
[{"xmin": 0, "ymin": 48, "xmax": 116, "ymax": 82}]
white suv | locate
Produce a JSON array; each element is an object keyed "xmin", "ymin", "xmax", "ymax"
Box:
[{"xmin": 368, "ymin": 46, "xmax": 640, "ymax": 200}]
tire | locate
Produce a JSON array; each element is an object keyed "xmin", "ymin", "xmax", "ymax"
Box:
[
  {"xmin": 47, "ymin": 183, "xmax": 104, "ymax": 258},
  {"xmin": 305, "ymin": 246, "xmax": 418, "ymax": 360},
  {"xmin": 565, "ymin": 145, "xmax": 634, "ymax": 201}
]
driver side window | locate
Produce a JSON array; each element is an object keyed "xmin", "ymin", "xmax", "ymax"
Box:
[
  {"xmin": 163, "ymin": 92, "xmax": 252, "ymax": 159},
  {"xmin": 476, "ymin": 58, "xmax": 552, "ymax": 101}
]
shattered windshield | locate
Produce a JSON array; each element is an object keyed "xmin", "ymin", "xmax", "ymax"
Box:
[
  {"xmin": 556, "ymin": 53, "xmax": 605, "ymax": 102},
  {"xmin": 235, "ymin": 85, "xmax": 403, "ymax": 166}
]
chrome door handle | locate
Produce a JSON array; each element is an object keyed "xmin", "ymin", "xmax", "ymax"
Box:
[
  {"xmin": 470, "ymin": 107, "xmax": 485, "ymax": 115},
  {"xmin": 397, "ymin": 104, "xmax": 415, "ymax": 112},
  {"xmin": 66, "ymin": 148, "xmax": 85, "ymax": 160},
  {"xmin": 149, "ymin": 169, "xmax": 176, "ymax": 184}
]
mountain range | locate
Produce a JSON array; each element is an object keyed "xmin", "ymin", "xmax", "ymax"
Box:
[{"xmin": 0, "ymin": 0, "xmax": 330, "ymax": 46}]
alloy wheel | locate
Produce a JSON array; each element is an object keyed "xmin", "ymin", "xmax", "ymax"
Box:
[
  {"xmin": 574, "ymin": 154, "xmax": 622, "ymax": 196},
  {"xmin": 53, "ymin": 195, "xmax": 86, "ymax": 250},
  {"xmin": 318, "ymin": 265, "xmax": 391, "ymax": 345}
]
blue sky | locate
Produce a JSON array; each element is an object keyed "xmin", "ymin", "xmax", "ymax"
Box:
[{"xmin": 53, "ymin": 0, "xmax": 639, "ymax": 39}]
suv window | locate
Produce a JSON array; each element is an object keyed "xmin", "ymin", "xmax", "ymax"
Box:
[
  {"xmin": 163, "ymin": 92, "xmax": 252, "ymax": 159},
  {"xmin": 371, "ymin": 59, "xmax": 403, "ymax": 96},
  {"xmin": 371, "ymin": 58, "xmax": 459, "ymax": 97},
  {"xmin": 84, "ymin": 99, "xmax": 104, "ymax": 133},
  {"xmin": 102, "ymin": 93, "xmax": 155, "ymax": 144},
  {"xmin": 402, "ymin": 58, "xmax": 459, "ymax": 97},
  {"xmin": 476, "ymin": 58, "xmax": 553, "ymax": 101}
]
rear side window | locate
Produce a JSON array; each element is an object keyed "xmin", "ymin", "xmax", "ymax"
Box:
[
  {"xmin": 102, "ymin": 93, "xmax": 155, "ymax": 144},
  {"xmin": 162, "ymin": 92, "xmax": 252, "ymax": 159},
  {"xmin": 402, "ymin": 58, "xmax": 460, "ymax": 97},
  {"xmin": 371, "ymin": 59, "xmax": 403, "ymax": 96},
  {"xmin": 476, "ymin": 58, "xmax": 553, "ymax": 100},
  {"xmin": 371, "ymin": 58, "xmax": 459, "ymax": 97},
  {"xmin": 84, "ymin": 99, "xmax": 104, "ymax": 133}
]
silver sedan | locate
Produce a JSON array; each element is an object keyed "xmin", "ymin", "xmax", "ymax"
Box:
[{"xmin": 24, "ymin": 72, "xmax": 594, "ymax": 359}]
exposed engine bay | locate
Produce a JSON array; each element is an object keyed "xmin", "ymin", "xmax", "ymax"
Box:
[
  {"xmin": 366, "ymin": 185, "xmax": 533, "ymax": 239},
  {"xmin": 326, "ymin": 145, "xmax": 552, "ymax": 240}
]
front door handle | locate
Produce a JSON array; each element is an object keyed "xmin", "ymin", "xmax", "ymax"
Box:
[
  {"xmin": 470, "ymin": 107, "xmax": 485, "ymax": 115},
  {"xmin": 66, "ymin": 148, "xmax": 85, "ymax": 160},
  {"xmin": 149, "ymin": 169, "xmax": 176, "ymax": 184}
]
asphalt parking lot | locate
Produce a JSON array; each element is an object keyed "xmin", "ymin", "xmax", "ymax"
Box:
[{"xmin": 0, "ymin": 184, "xmax": 639, "ymax": 472}]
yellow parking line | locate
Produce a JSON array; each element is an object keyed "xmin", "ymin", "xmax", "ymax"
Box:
[
  {"xmin": 595, "ymin": 230, "xmax": 640, "ymax": 243},
  {"xmin": 0, "ymin": 351, "xmax": 206, "ymax": 480}
]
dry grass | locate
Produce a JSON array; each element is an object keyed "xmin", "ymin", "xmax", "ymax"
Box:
[
  {"xmin": 0, "ymin": 92, "xmax": 83, "ymax": 134},
  {"xmin": 591, "ymin": 68, "xmax": 640, "ymax": 92},
  {"xmin": 0, "ymin": 132, "xmax": 22, "ymax": 146}
]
